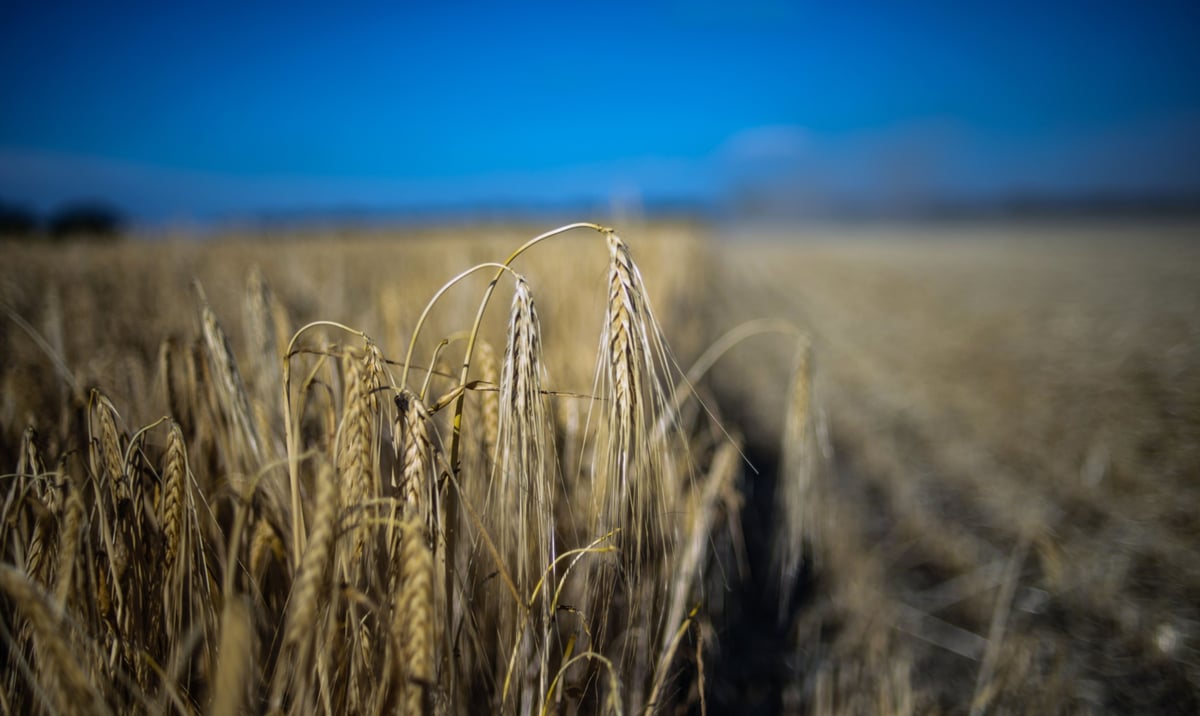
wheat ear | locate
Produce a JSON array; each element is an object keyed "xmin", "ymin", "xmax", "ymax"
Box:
[
  {"xmin": 395, "ymin": 390, "xmax": 434, "ymax": 524},
  {"xmin": 599, "ymin": 232, "xmax": 675, "ymax": 561},
  {"xmin": 774, "ymin": 337, "xmax": 818, "ymax": 618},
  {"xmin": 91, "ymin": 389, "xmax": 126, "ymax": 504},
  {"xmin": 23, "ymin": 429, "xmax": 57, "ymax": 588},
  {"xmin": 243, "ymin": 266, "xmax": 283, "ymax": 414},
  {"xmin": 211, "ymin": 598, "xmax": 254, "ymax": 716},
  {"xmin": 390, "ymin": 516, "xmax": 434, "ymax": 716},
  {"xmin": 160, "ymin": 421, "xmax": 186, "ymax": 575},
  {"xmin": 497, "ymin": 278, "xmax": 555, "ymax": 586},
  {"xmin": 272, "ymin": 460, "xmax": 339, "ymax": 708},
  {"xmin": 342, "ymin": 339, "xmax": 385, "ymax": 559},
  {"xmin": 53, "ymin": 468, "xmax": 85, "ymax": 610},
  {"xmin": 0, "ymin": 564, "xmax": 106, "ymax": 716},
  {"xmin": 195, "ymin": 280, "xmax": 262, "ymax": 465}
]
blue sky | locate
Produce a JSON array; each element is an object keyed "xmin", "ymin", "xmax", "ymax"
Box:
[{"xmin": 2, "ymin": 1, "xmax": 1199, "ymax": 220}]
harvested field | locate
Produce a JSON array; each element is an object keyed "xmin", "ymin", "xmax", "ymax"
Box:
[{"xmin": 708, "ymin": 221, "xmax": 1200, "ymax": 714}]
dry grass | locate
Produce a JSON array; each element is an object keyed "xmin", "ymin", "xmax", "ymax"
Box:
[{"xmin": 1, "ymin": 219, "xmax": 1198, "ymax": 714}]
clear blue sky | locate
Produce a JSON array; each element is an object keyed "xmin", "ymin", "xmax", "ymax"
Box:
[{"xmin": 2, "ymin": 1, "xmax": 1198, "ymax": 220}]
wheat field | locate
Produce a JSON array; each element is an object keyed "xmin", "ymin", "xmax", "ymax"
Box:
[{"xmin": 1, "ymin": 220, "xmax": 1198, "ymax": 714}]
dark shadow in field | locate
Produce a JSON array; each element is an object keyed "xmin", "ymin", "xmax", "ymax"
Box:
[{"xmin": 703, "ymin": 430, "xmax": 808, "ymax": 713}]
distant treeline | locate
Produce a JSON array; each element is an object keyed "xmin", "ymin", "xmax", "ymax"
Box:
[{"xmin": 0, "ymin": 201, "xmax": 125, "ymax": 240}]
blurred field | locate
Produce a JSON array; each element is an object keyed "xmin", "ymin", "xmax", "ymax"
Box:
[
  {"xmin": 708, "ymin": 221, "xmax": 1200, "ymax": 713},
  {"xmin": 1, "ymin": 220, "xmax": 1198, "ymax": 714}
]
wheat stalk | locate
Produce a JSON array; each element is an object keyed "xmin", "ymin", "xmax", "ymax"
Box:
[
  {"xmin": 211, "ymin": 597, "xmax": 254, "ymax": 716},
  {"xmin": 18, "ymin": 425, "xmax": 47, "ymax": 482},
  {"xmin": 248, "ymin": 514, "xmax": 285, "ymax": 578},
  {"xmin": 390, "ymin": 516, "xmax": 434, "ymax": 716},
  {"xmin": 195, "ymin": 281, "xmax": 262, "ymax": 467},
  {"xmin": 160, "ymin": 421, "xmax": 186, "ymax": 575},
  {"xmin": 773, "ymin": 336, "xmax": 821, "ymax": 619},
  {"xmin": 53, "ymin": 466, "xmax": 85, "ymax": 610},
  {"xmin": 337, "ymin": 346, "xmax": 374, "ymax": 563},
  {"xmin": 272, "ymin": 460, "xmax": 339, "ymax": 709},
  {"xmin": 597, "ymin": 232, "xmax": 680, "ymax": 566},
  {"xmin": 491, "ymin": 277, "xmax": 560, "ymax": 704},
  {"xmin": 497, "ymin": 278, "xmax": 555, "ymax": 589},
  {"xmin": 19, "ymin": 427, "xmax": 55, "ymax": 584},
  {"xmin": 243, "ymin": 266, "xmax": 283, "ymax": 429},
  {"xmin": 0, "ymin": 223, "xmax": 745, "ymax": 715},
  {"xmin": 395, "ymin": 390, "xmax": 434, "ymax": 524},
  {"xmin": 0, "ymin": 564, "xmax": 108, "ymax": 716},
  {"xmin": 90, "ymin": 390, "xmax": 126, "ymax": 504}
]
